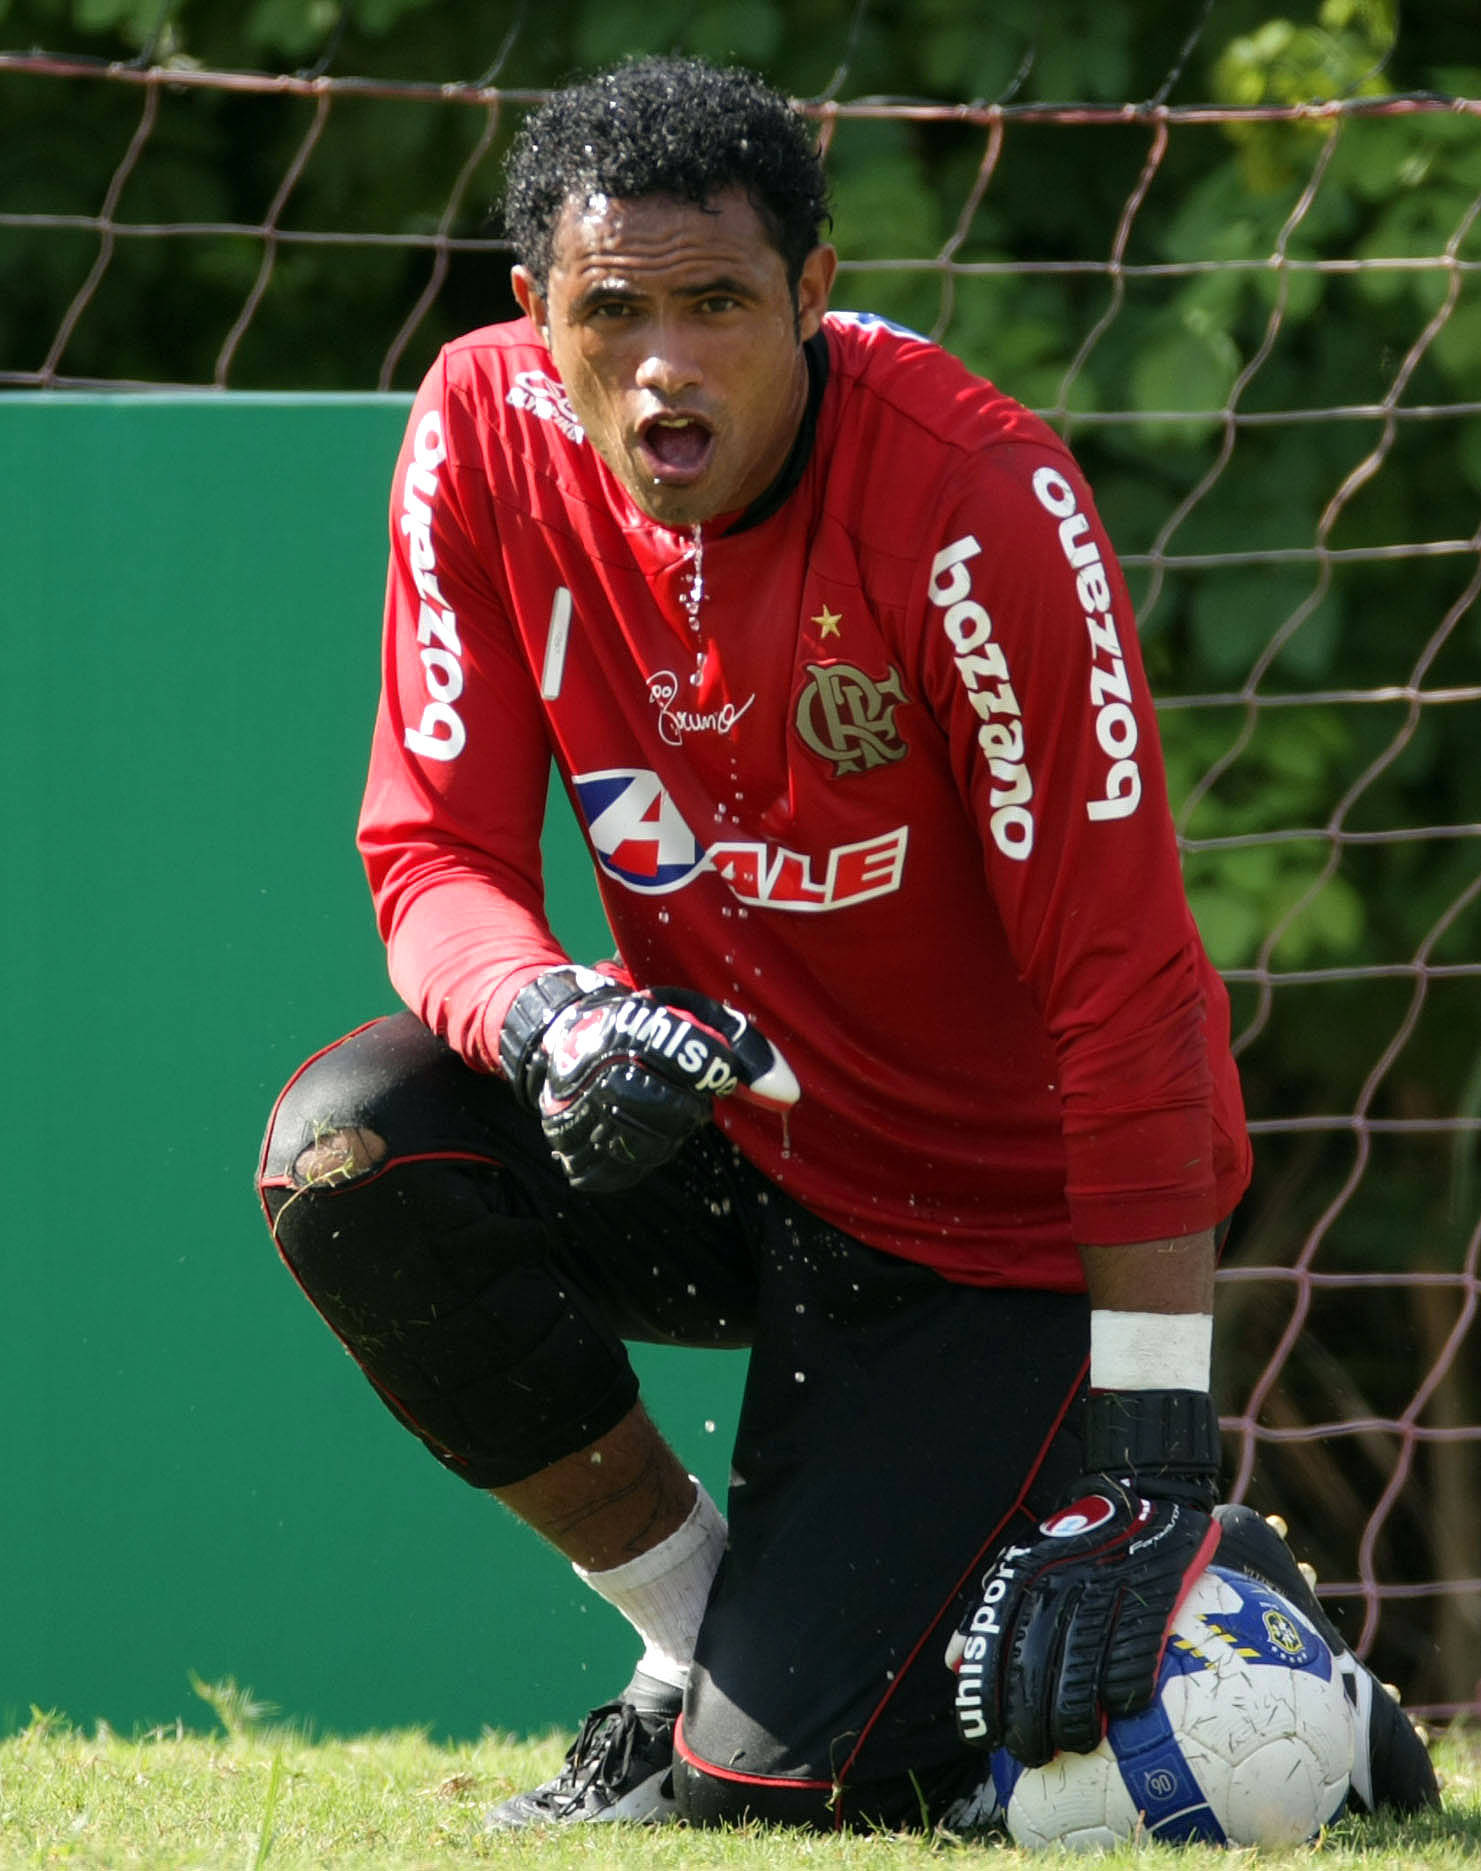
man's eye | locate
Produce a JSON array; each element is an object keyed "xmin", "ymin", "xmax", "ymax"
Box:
[{"xmin": 698, "ymin": 296, "xmax": 740, "ymax": 314}]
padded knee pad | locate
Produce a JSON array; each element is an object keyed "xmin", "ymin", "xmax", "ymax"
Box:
[
  {"xmin": 258, "ymin": 1011, "xmax": 494, "ymax": 1191},
  {"xmin": 257, "ymin": 1015, "xmax": 639, "ymax": 1487}
]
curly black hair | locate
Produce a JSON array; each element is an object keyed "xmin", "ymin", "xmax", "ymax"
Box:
[{"xmin": 503, "ymin": 56, "xmax": 831, "ymax": 295}]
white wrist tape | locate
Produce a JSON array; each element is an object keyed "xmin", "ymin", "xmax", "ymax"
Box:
[{"xmin": 1090, "ymin": 1309, "xmax": 1212, "ymax": 1393}]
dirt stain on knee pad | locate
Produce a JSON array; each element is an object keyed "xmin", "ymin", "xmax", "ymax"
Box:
[{"xmin": 290, "ymin": 1122, "xmax": 388, "ymax": 1189}]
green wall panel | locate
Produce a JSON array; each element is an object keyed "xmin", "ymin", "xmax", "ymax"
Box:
[{"xmin": 1, "ymin": 396, "xmax": 745, "ymax": 1740}]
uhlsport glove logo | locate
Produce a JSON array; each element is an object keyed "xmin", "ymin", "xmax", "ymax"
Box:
[
  {"xmin": 1039, "ymin": 1493, "xmax": 1128, "ymax": 1539},
  {"xmin": 608, "ymin": 997, "xmax": 741, "ymax": 1096},
  {"xmin": 543, "ymin": 997, "xmax": 737, "ymax": 1102},
  {"xmin": 950, "ymin": 1541, "xmax": 1032, "ymax": 1745}
]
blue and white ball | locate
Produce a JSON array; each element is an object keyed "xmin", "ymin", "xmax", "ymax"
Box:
[{"xmin": 993, "ymin": 1565, "xmax": 1355, "ymax": 1850}]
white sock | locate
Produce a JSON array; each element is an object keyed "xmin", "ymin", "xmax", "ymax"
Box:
[{"xmin": 573, "ymin": 1478, "xmax": 727, "ymax": 1692}]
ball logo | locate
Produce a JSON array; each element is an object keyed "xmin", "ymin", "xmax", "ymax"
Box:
[
  {"xmin": 1263, "ymin": 1606, "xmax": 1312, "ymax": 1662},
  {"xmin": 1042, "ymin": 1494, "xmax": 1119, "ymax": 1538}
]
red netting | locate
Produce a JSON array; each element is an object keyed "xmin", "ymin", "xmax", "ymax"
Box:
[{"xmin": 3, "ymin": 37, "xmax": 1478, "ymax": 1720}]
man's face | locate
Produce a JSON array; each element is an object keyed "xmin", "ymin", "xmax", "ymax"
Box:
[{"xmin": 512, "ymin": 189, "xmax": 836, "ymax": 528}]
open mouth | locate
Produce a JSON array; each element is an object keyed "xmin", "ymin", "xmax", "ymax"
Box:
[{"xmin": 638, "ymin": 414, "xmax": 716, "ymax": 483}]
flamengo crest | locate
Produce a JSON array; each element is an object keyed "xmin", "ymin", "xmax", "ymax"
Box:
[{"xmin": 795, "ymin": 661, "xmax": 910, "ymax": 776}]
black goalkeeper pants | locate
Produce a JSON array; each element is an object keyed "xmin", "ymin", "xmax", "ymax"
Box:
[{"xmin": 257, "ymin": 1011, "xmax": 1092, "ymax": 1829}]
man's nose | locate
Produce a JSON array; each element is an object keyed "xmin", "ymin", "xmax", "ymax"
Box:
[{"xmin": 634, "ymin": 327, "xmax": 702, "ymax": 397}]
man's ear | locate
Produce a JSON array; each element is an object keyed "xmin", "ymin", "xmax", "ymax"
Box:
[
  {"xmin": 796, "ymin": 244, "xmax": 838, "ymax": 343},
  {"xmin": 511, "ymin": 265, "xmax": 549, "ymax": 343}
]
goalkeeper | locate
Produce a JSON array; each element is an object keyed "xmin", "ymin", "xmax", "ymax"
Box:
[{"xmin": 256, "ymin": 54, "xmax": 1435, "ymax": 1831}]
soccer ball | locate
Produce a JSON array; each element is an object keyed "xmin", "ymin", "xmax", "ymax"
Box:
[{"xmin": 992, "ymin": 1565, "xmax": 1355, "ymax": 1850}]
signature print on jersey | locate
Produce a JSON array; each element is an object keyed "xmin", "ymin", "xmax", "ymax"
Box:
[
  {"xmin": 574, "ymin": 768, "xmax": 908, "ymax": 912},
  {"xmin": 794, "ymin": 661, "xmax": 910, "ymax": 776},
  {"xmin": 646, "ymin": 670, "xmax": 757, "ymax": 745}
]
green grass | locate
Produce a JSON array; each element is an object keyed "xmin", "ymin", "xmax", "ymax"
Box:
[{"xmin": 1, "ymin": 1702, "xmax": 1476, "ymax": 1870}]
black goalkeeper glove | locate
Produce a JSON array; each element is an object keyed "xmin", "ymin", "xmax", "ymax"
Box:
[
  {"xmin": 949, "ymin": 1388, "xmax": 1222, "ymax": 1767},
  {"xmin": 499, "ymin": 968, "xmax": 799, "ymax": 1194}
]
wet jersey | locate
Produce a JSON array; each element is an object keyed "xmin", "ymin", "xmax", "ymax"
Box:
[{"xmin": 358, "ymin": 310, "xmax": 1251, "ymax": 1289}]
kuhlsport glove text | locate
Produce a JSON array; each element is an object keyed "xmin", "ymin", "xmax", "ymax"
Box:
[
  {"xmin": 949, "ymin": 1388, "xmax": 1222, "ymax": 1767},
  {"xmin": 499, "ymin": 969, "xmax": 799, "ymax": 1194}
]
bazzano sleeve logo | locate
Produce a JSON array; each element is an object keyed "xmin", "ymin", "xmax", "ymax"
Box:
[
  {"xmin": 927, "ymin": 534, "xmax": 1034, "ymax": 859},
  {"xmin": 1030, "ymin": 464, "xmax": 1143, "ymax": 824},
  {"xmin": 574, "ymin": 769, "xmax": 907, "ymax": 912},
  {"xmin": 400, "ymin": 408, "xmax": 467, "ymax": 763}
]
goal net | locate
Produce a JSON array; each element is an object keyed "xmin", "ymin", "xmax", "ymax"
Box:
[{"xmin": 3, "ymin": 12, "xmax": 1478, "ymax": 1722}]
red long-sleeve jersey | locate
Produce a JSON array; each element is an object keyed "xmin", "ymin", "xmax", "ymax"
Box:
[{"xmin": 358, "ymin": 310, "xmax": 1251, "ymax": 1289}]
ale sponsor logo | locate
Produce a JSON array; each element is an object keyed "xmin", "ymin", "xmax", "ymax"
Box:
[{"xmin": 574, "ymin": 768, "xmax": 907, "ymax": 912}]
